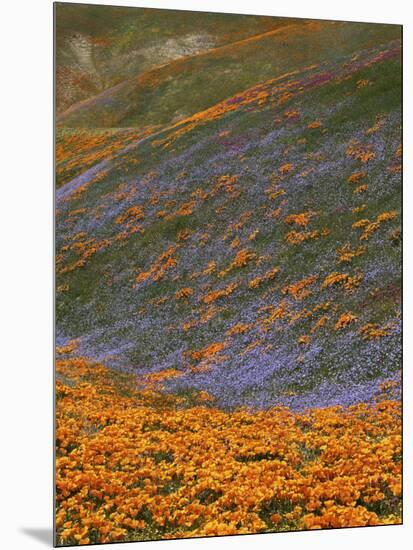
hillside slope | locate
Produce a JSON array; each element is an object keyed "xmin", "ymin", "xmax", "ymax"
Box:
[
  {"xmin": 55, "ymin": 2, "xmax": 296, "ymax": 113},
  {"xmin": 57, "ymin": 20, "xmax": 400, "ymax": 129},
  {"xmin": 56, "ymin": 38, "xmax": 401, "ymax": 412}
]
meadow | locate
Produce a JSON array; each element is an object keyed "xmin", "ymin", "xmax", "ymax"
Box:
[
  {"xmin": 55, "ymin": 4, "xmax": 402, "ymax": 545},
  {"xmin": 56, "ymin": 353, "xmax": 401, "ymax": 545}
]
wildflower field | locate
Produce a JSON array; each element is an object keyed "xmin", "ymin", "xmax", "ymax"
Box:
[{"xmin": 55, "ymin": 4, "xmax": 402, "ymax": 545}]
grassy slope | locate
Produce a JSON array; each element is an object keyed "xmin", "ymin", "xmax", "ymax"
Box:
[
  {"xmin": 56, "ymin": 127, "xmax": 156, "ymax": 188},
  {"xmin": 56, "ymin": 37, "xmax": 401, "ymax": 411},
  {"xmin": 57, "ymin": 20, "xmax": 400, "ymax": 129},
  {"xmin": 55, "ymin": 2, "xmax": 296, "ymax": 113}
]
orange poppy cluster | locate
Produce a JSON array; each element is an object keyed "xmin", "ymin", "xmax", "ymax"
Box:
[
  {"xmin": 56, "ymin": 356, "xmax": 401, "ymax": 545},
  {"xmin": 285, "ymin": 228, "xmax": 330, "ymax": 246},
  {"xmin": 352, "ymin": 211, "xmax": 398, "ymax": 242}
]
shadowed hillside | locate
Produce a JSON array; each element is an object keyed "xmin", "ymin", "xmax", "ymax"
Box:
[
  {"xmin": 57, "ymin": 18, "xmax": 400, "ymax": 129},
  {"xmin": 55, "ymin": 2, "xmax": 297, "ymax": 113}
]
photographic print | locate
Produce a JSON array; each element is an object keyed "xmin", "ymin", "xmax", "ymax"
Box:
[{"xmin": 55, "ymin": 2, "xmax": 402, "ymax": 546}]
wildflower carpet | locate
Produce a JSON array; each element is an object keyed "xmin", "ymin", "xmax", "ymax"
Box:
[
  {"xmin": 55, "ymin": 5, "xmax": 402, "ymax": 545},
  {"xmin": 56, "ymin": 355, "xmax": 401, "ymax": 545}
]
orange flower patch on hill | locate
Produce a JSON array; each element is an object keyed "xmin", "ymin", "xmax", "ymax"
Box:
[
  {"xmin": 335, "ymin": 311, "xmax": 358, "ymax": 330},
  {"xmin": 175, "ymin": 287, "xmax": 193, "ymax": 301},
  {"xmin": 346, "ymin": 140, "xmax": 376, "ymax": 163},
  {"xmin": 190, "ymin": 341, "xmax": 227, "ymax": 361},
  {"xmin": 116, "ymin": 205, "xmax": 144, "ymax": 226},
  {"xmin": 134, "ymin": 246, "xmax": 177, "ymax": 286},
  {"xmin": 219, "ymin": 249, "xmax": 257, "ymax": 277},
  {"xmin": 226, "ymin": 323, "xmax": 252, "ymax": 336},
  {"xmin": 282, "ymin": 275, "xmax": 318, "ymax": 301},
  {"xmin": 347, "ymin": 171, "xmax": 367, "ymax": 184},
  {"xmin": 285, "ymin": 228, "xmax": 329, "ymax": 245},
  {"xmin": 352, "ymin": 210, "xmax": 398, "ymax": 241},
  {"xmin": 336, "ymin": 243, "xmax": 366, "ymax": 263},
  {"xmin": 307, "ymin": 120, "xmax": 322, "ymax": 129},
  {"xmin": 202, "ymin": 282, "xmax": 238, "ymax": 304},
  {"xmin": 359, "ymin": 323, "xmax": 392, "ymax": 340},
  {"xmin": 284, "ymin": 211, "xmax": 317, "ymax": 228},
  {"xmin": 321, "ymin": 271, "xmax": 363, "ymax": 292},
  {"xmin": 248, "ymin": 267, "xmax": 280, "ymax": 289}
]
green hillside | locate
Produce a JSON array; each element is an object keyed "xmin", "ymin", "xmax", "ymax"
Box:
[{"xmin": 57, "ymin": 18, "xmax": 400, "ymax": 129}]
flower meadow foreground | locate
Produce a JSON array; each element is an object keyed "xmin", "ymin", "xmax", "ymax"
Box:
[
  {"xmin": 55, "ymin": 4, "xmax": 402, "ymax": 546},
  {"xmin": 56, "ymin": 355, "xmax": 401, "ymax": 545}
]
